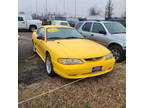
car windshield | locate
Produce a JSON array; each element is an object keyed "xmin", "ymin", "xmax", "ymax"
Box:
[
  {"xmin": 60, "ymin": 22, "xmax": 68, "ymax": 26},
  {"xmin": 55, "ymin": 17, "xmax": 66, "ymax": 21},
  {"xmin": 46, "ymin": 28, "xmax": 83, "ymax": 40},
  {"xmin": 104, "ymin": 22, "xmax": 126, "ymax": 34}
]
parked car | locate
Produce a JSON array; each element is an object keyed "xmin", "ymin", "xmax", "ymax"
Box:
[
  {"xmin": 68, "ymin": 21, "xmax": 76, "ymax": 27},
  {"xmin": 51, "ymin": 20, "xmax": 70, "ymax": 26},
  {"xmin": 67, "ymin": 17, "xmax": 79, "ymax": 27},
  {"xmin": 32, "ymin": 25, "xmax": 115, "ymax": 79},
  {"xmin": 51, "ymin": 16, "xmax": 67, "ymax": 21},
  {"xmin": 18, "ymin": 15, "xmax": 42, "ymax": 31},
  {"xmin": 75, "ymin": 21, "xmax": 126, "ymax": 62}
]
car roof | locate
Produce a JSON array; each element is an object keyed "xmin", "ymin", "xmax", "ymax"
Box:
[
  {"xmin": 78, "ymin": 20, "xmax": 118, "ymax": 24},
  {"xmin": 40, "ymin": 25, "xmax": 73, "ymax": 29}
]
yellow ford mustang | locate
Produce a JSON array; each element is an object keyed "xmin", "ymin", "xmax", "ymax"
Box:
[{"xmin": 32, "ymin": 25, "xmax": 115, "ymax": 79}]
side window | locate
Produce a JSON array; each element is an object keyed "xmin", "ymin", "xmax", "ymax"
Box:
[
  {"xmin": 92, "ymin": 23, "xmax": 106, "ymax": 33},
  {"xmin": 75, "ymin": 22, "xmax": 83, "ymax": 30},
  {"xmin": 82, "ymin": 22, "xmax": 92, "ymax": 32},
  {"xmin": 18, "ymin": 17, "xmax": 23, "ymax": 21},
  {"xmin": 37, "ymin": 28, "xmax": 45, "ymax": 39}
]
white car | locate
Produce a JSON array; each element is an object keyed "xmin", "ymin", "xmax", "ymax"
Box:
[
  {"xmin": 51, "ymin": 20, "xmax": 70, "ymax": 26},
  {"xmin": 18, "ymin": 15, "xmax": 42, "ymax": 31}
]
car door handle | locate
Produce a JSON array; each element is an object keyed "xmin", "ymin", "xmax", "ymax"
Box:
[{"xmin": 91, "ymin": 34, "xmax": 94, "ymax": 36}]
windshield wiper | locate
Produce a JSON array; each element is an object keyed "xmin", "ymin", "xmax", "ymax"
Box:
[
  {"xmin": 112, "ymin": 32, "xmax": 126, "ymax": 34},
  {"xmin": 47, "ymin": 37, "xmax": 65, "ymax": 39},
  {"xmin": 65, "ymin": 37, "xmax": 83, "ymax": 39}
]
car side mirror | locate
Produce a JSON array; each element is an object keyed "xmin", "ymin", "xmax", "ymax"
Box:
[
  {"xmin": 37, "ymin": 36, "xmax": 43, "ymax": 39},
  {"xmin": 99, "ymin": 31, "xmax": 106, "ymax": 35}
]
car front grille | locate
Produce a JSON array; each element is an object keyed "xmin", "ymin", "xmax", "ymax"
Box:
[{"xmin": 84, "ymin": 57, "xmax": 103, "ymax": 62}]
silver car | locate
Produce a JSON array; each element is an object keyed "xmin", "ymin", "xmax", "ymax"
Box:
[{"xmin": 75, "ymin": 21, "xmax": 126, "ymax": 62}]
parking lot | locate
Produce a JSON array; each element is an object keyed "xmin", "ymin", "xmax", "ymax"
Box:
[{"xmin": 18, "ymin": 32, "xmax": 126, "ymax": 108}]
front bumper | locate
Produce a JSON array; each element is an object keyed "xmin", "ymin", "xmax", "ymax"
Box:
[{"xmin": 52, "ymin": 58, "xmax": 115, "ymax": 79}]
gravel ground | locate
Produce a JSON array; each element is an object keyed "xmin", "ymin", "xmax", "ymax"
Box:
[{"xmin": 18, "ymin": 32, "xmax": 126, "ymax": 108}]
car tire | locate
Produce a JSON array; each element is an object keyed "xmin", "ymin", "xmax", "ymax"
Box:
[
  {"xmin": 29, "ymin": 26, "xmax": 36, "ymax": 32},
  {"xmin": 45, "ymin": 53, "xmax": 55, "ymax": 77},
  {"xmin": 32, "ymin": 41, "xmax": 36, "ymax": 53},
  {"xmin": 109, "ymin": 45, "xmax": 124, "ymax": 63}
]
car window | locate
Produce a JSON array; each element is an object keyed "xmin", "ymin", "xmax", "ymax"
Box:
[
  {"xmin": 18, "ymin": 17, "xmax": 23, "ymax": 21},
  {"xmin": 82, "ymin": 22, "xmax": 92, "ymax": 32},
  {"xmin": 75, "ymin": 22, "xmax": 83, "ymax": 30},
  {"xmin": 92, "ymin": 23, "xmax": 106, "ymax": 33},
  {"xmin": 37, "ymin": 28, "xmax": 45, "ymax": 39}
]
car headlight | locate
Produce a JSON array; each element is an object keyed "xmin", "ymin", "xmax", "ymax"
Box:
[
  {"xmin": 105, "ymin": 53, "xmax": 113, "ymax": 60},
  {"xmin": 58, "ymin": 58, "xmax": 83, "ymax": 64}
]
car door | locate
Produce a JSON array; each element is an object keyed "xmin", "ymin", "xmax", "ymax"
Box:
[
  {"xmin": 18, "ymin": 17, "xmax": 26, "ymax": 29},
  {"xmin": 36, "ymin": 27, "xmax": 46, "ymax": 59},
  {"xmin": 80, "ymin": 22, "xmax": 93, "ymax": 39},
  {"xmin": 90, "ymin": 23, "xmax": 109, "ymax": 46}
]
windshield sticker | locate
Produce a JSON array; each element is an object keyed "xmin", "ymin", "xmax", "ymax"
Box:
[{"xmin": 48, "ymin": 28, "xmax": 58, "ymax": 33}]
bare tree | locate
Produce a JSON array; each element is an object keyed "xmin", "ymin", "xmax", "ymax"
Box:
[
  {"xmin": 105, "ymin": 0, "xmax": 114, "ymax": 19},
  {"xmin": 89, "ymin": 7, "xmax": 101, "ymax": 16}
]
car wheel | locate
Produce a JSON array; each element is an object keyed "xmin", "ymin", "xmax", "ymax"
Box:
[
  {"xmin": 45, "ymin": 53, "xmax": 55, "ymax": 77},
  {"xmin": 32, "ymin": 41, "xmax": 36, "ymax": 53},
  {"xmin": 109, "ymin": 45, "xmax": 124, "ymax": 63},
  {"xmin": 29, "ymin": 26, "xmax": 36, "ymax": 32}
]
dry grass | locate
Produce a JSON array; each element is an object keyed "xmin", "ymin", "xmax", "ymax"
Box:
[{"xmin": 18, "ymin": 55, "xmax": 126, "ymax": 108}]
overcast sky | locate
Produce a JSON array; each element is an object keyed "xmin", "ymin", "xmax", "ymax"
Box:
[{"xmin": 18, "ymin": 0, "xmax": 126, "ymax": 17}]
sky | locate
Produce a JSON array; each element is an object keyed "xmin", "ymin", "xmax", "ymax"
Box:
[{"xmin": 18, "ymin": 0, "xmax": 126, "ymax": 17}]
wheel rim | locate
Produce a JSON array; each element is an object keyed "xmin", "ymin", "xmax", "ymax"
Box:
[
  {"xmin": 111, "ymin": 49, "xmax": 120, "ymax": 61},
  {"xmin": 46, "ymin": 57, "xmax": 52, "ymax": 74}
]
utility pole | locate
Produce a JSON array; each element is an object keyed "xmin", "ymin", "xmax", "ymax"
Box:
[
  {"xmin": 55, "ymin": 0, "xmax": 57, "ymax": 14},
  {"xmin": 75, "ymin": 0, "xmax": 76, "ymax": 18},
  {"xmin": 64, "ymin": 0, "xmax": 65, "ymax": 16},
  {"xmin": 46, "ymin": 0, "xmax": 47, "ymax": 18},
  {"xmin": 36, "ymin": 0, "xmax": 38, "ymax": 18}
]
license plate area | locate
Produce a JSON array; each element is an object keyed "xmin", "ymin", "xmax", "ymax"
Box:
[{"xmin": 92, "ymin": 66, "xmax": 102, "ymax": 73}]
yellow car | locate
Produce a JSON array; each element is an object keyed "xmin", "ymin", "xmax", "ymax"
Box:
[{"xmin": 32, "ymin": 25, "xmax": 115, "ymax": 79}]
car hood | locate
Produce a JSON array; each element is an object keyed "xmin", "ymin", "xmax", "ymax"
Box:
[
  {"xmin": 47, "ymin": 39, "xmax": 110, "ymax": 58},
  {"xmin": 111, "ymin": 33, "xmax": 126, "ymax": 41}
]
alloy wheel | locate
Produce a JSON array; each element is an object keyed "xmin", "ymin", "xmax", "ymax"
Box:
[{"xmin": 46, "ymin": 57, "xmax": 52, "ymax": 74}]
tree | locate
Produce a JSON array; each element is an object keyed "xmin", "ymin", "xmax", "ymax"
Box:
[
  {"xmin": 105, "ymin": 0, "xmax": 114, "ymax": 19},
  {"xmin": 89, "ymin": 7, "xmax": 101, "ymax": 16}
]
